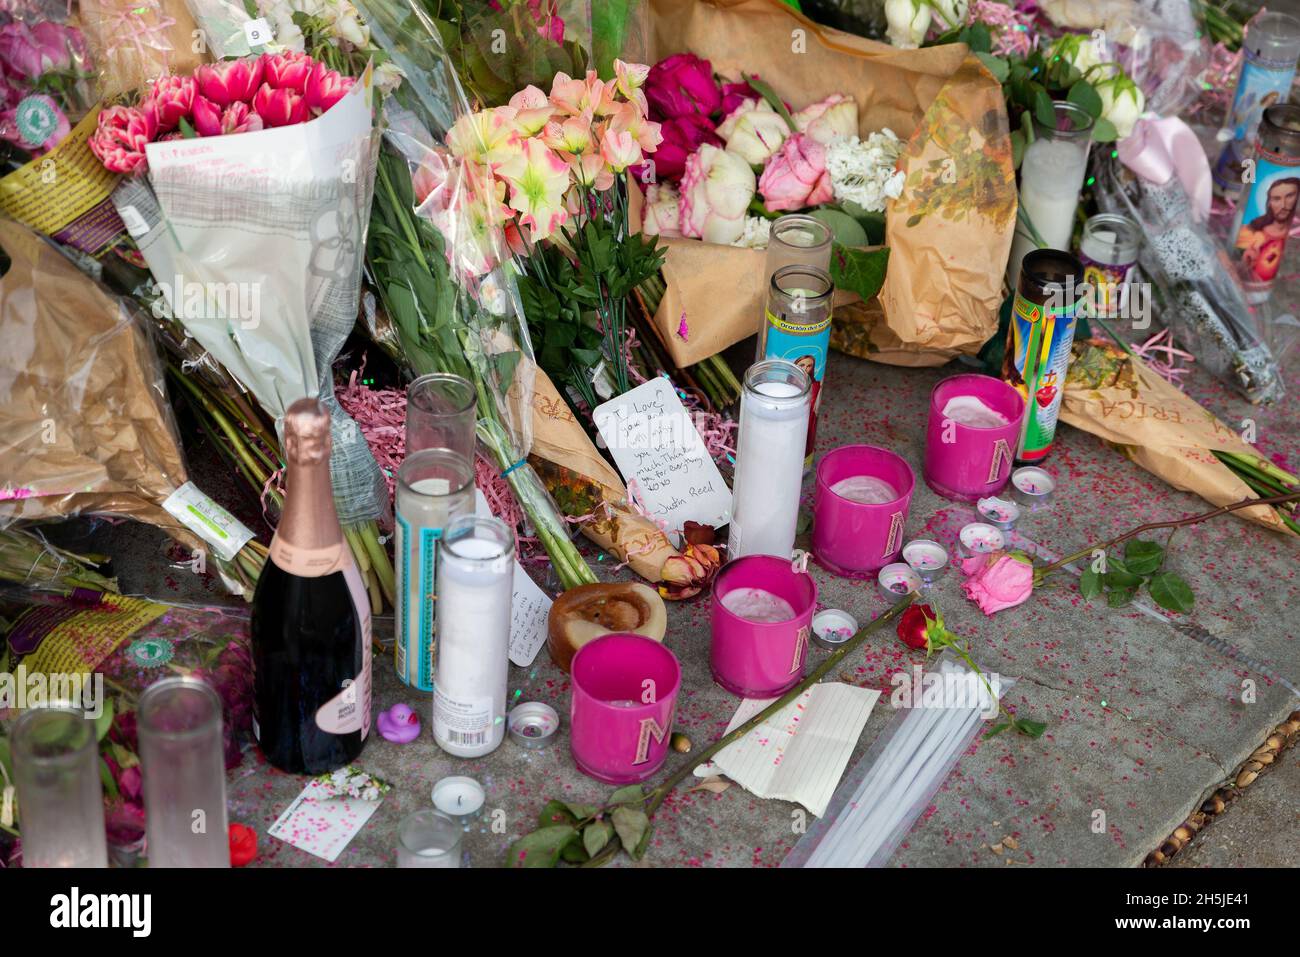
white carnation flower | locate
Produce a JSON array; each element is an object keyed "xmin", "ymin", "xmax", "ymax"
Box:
[
  {"xmin": 731, "ymin": 215, "xmax": 773, "ymax": 249},
  {"xmin": 826, "ymin": 129, "xmax": 906, "ymax": 213}
]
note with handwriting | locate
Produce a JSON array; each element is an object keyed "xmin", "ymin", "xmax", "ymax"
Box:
[
  {"xmin": 593, "ymin": 377, "xmax": 731, "ymax": 538},
  {"xmin": 475, "ymin": 491, "xmax": 553, "ymax": 667}
]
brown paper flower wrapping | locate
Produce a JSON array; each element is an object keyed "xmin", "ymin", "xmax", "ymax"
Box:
[
  {"xmin": 80, "ymin": 0, "xmax": 208, "ymax": 99},
  {"xmin": 1060, "ymin": 340, "xmax": 1289, "ymax": 533},
  {"xmin": 0, "ymin": 219, "xmax": 203, "ymax": 554},
  {"xmin": 635, "ymin": 0, "xmax": 1017, "ymax": 368}
]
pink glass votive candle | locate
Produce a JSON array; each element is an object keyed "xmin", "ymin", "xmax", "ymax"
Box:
[
  {"xmin": 569, "ymin": 634, "xmax": 682, "ymax": 785},
  {"xmin": 710, "ymin": 555, "xmax": 818, "ymax": 698},
  {"xmin": 923, "ymin": 374, "xmax": 1026, "ymax": 502},
  {"xmin": 812, "ymin": 445, "xmax": 915, "ymax": 579}
]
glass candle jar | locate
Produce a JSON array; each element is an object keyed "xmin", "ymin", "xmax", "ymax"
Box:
[
  {"xmin": 1078, "ymin": 213, "xmax": 1140, "ymax": 318},
  {"xmin": 395, "ymin": 449, "xmax": 475, "ymax": 691},
  {"xmin": 432, "ymin": 515, "xmax": 515, "ymax": 758},
  {"xmin": 1006, "ymin": 101, "xmax": 1094, "ymax": 287},
  {"xmin": 11, "ymin": 705, "xmax": 107, "ymax": 867},
  {"xmin": 1229, "ymin": 104, "xmax": 1300, "ymax": 303},
  {"xmin": 728, "ymin": 359, "xmax": 812, "ymax": 560},
  {"xmin": 405, "ymin": 373, "xmax": 478, "ymax": 461},
  {"xmin": 396, "ymin": 809, "xmax": 463, "ymax": 868},
  {"xmin": 138, "ymin": 676, "xmax": 231, "ymax": 868},
  {"xmin": 758, "ymin": 264, "xmax": 834, "ymax": 463},
  {"xmin": 760, "ymin": 215, "xmax": 833, "ymax": 308}
]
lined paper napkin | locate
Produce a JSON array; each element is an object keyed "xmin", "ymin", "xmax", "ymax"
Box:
[{"xmin": 694, "ymin": 684, "xmax": 881, "ymax": 817}]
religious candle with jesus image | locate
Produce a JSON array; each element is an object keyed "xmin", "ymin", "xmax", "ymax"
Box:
[{"xmin": 1230, "ymin": 104, "xmax": 1300, "ymax": 303}]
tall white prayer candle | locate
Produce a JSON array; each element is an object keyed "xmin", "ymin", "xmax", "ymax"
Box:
[
  {"xmin": 728, "ymin": 359, "xmax": 812, "ymax": 560},
  {"xmin": 433, "ymin": 515, "xmax": 515, "ymax": 759}
]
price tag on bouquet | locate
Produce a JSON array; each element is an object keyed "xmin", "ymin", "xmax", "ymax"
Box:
[{"xmin": 593, "ymin": 377, "xmax": 732, "ymax": 541}]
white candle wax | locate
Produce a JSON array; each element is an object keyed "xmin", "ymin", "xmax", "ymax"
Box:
[
  {"xmin": 431, "ymin": 776, "xmax": 485, "ymax": 823},
  {"xmin": 720, "ymin": 587, "xmax": 796, "ymax": 622},
  {"xmin": 959, "ymin": 522, "xmax": 1005, "ymax": 554},
  {"xmin": 830, "ymin": 475, "xmax": 899, "ymax": 504},
  {"xmin": 977, "ymin": 496, "xmax": 1021, "ymax": 528},
  {"xmin": 1012, "ymin": 467, "xmax": 1055, "ymax": 495},
  {"xmin": 729, "ymin": 376, "xmax": 810, "ymax": 559},
  {"xmin": 940, "ymin": 395, "xmax": 1009, "ymax": 429},
  {"xmin": 433, "ymin": 532, "xmax": 513, "ymax": 758},
  {"xmin": 1006, "ymin": 136, "xmax": 1089, "ymax": 285},
  {"xmin": 902, "ymin": 539, "xmax": 948, "ymax": 573},
  {"xmin": 877, "ymin": 562, "xmax": 922, "ymax": 598}
]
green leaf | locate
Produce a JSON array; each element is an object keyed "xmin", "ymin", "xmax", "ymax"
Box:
[
  {"xmin": 959, "ymin": 23, "xmax": 993, "ymax": 54},
  {"xmin": 743, "ymin": 73, "xmax": 797, "ymax": 133},
  {"xmin": 984, "ymin": 721, "xmax": 1011, "ymax": 738},
  {"xmin": 564, "ymin": 803, "xmax": 599, "ymax": 821},
  {"xmin": 835, "ymin": 201, "xmax": 886, "ymax": 244},
  {"xmin": 94, "ymin": 698, "xmax": 115, "ymax": 742},
  {"xmin": 538, "ymin": 799, "xmax": 576, "ymax": 829},
  {"xmin": 1066, "ymin": 81, "xmax": 1103, "ymax": 117},
  {"xmin": 609, "ymin": 785, "xmax": 645, "ymax": 807},
  {"xmin": 1014, "ymin": 718, "xmax": 1047, "ymax": 738},
  {"xmin": 582, "ymin": 820, "xmax": 614, "ymax": 857},
  {"xmin": 508, "ymin": 825, "xmax": 578, "ymax": 868},
  {"xmin": 1079, "ymin": 567, "xmax": 1102, "ymax": 600},
  {"xmin": 1103, "ymin": 559, "xmax": 1143, "ymax": 589},
  {"xmin": 1091, "ymin": 117, "xmax": 1119, "ymax": 143},
  {"xmin": 829, "ymin": 245, "xmax": 890, "ymax": 303},
  {"xmin": 99, "ymin": 756, "xmax": 119, "ymax": 801},
  {"xmin": 1123, "ymin": 540, "xmax": 1165, "ymax": 576},
  {"xmin": 975, "ymin": 52, "xmax": 1009, "ymax": 83},
  {"xmin": 1148, "ymin": 573, "xmax": 1194, "ymax": 613},
  {"xmin": 560, "ymin": 834, "xmax": 590, "ymax": 864},
  {"xmin": 810, "ymin": 208, "xmax": 869, "ymax": 247},
  {"xmin": 1106, "ymin": 587, "xmax": 1136, "ymax": 608},
  {"xmin": 611, "ymin": 806, "xmax": 651, "ymax": 860},
  {"xmin": 178, "ymin": 116, "xmax": 197, "ymax": 139},
  {"xmin": 1033, "ymin": 87, "xmax": 1056, "ymax": 128}
]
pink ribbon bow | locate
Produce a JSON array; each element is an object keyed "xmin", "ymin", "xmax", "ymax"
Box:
[{"xmin": 1117, "ymin": 115, "xmax": 1213, "ymax": 223}]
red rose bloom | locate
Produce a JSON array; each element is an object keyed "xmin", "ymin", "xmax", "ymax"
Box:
[{"xmin": 897, "ymin": 603, "xmax": 937, "ymax": 650}]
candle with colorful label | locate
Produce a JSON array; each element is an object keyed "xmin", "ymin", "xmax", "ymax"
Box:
[
  {"xmin": 758, "ymin": 264, "xmax": 833, "ymax": 464},
  {"xmin": 1229, "ymin": 104, "xmax": 1300, "ymax": 303}
]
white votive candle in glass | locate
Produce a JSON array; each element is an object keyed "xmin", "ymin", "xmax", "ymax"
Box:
[
  {"xmin": 396, "ymin": 809, "xmax": 463, "ymax": 868},
  {"xmin": 433, "ymin": 515, "xmax": 515, "ymax": 758},
  {"xmin": 729, "ymin": 359, "xmax": 812, "ymax": 560}
]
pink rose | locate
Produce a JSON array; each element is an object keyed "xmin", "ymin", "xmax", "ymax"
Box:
[
  {"xmin": 88, "ymin": 103, "xmax": 159, "ymax": 176},
  {"xmin": 252, "ymin": 83, "xmax": 308, "ymax": 127},
  {"xmin": 720, "ymin": 78, "xmax": 761, "ymax": 116},
  {"xmin": 304, "ymin": 61, "xmax": 354, "ymax": 115},
  {"xmin": 646, "ymin": 53, "xmax": 721, "ymax": 119},
  {"xmin": 961, "ymin": 553, "xmax": 1034, "ymax": 616},
  {"xmin": 145, "ymin": 74, "xmax": 196, "ymax": 131},
  {"xmin": 758, "ymin": 132, "xmax": 833, "ymax": 211},
  {"xmin": 195, "ymin": 57, "xmax": 264, "ymax": 107},
  {"xmin": 792, "ymin": 93, "xmax": 858, "ymax": 145},
  {"xmin": 679, "ymin": 143, "xmax": 755, "ymax": 244},
  {"xmin": 261, "ymin": 51, "xmax": 314, "ymax": 93}
]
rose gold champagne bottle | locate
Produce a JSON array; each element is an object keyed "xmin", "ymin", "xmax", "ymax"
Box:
[{"xmin": 251, "ymin": 399, "xmax": 372, "ymax": 774}]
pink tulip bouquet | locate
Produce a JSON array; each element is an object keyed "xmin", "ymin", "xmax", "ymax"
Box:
[
  {"xmin": 0, "ymin": 17, "xmax": 94, "ymax": 159},
  {"xmin": 636, "ymin": 51, "xmax": 905, "ymax": 261},
  {"xmin": 88, "ymin": 52, "xmax": 355, "ymax": 175}
]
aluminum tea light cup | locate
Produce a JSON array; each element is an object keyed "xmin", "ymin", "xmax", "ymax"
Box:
[
  {"xmin": 877, "ymin": 563, "xmax": 922, "ymax": 603},
  {"xmin": 901, "ymin": 539, "xmax": 949, "ymax": 586},
  {"xmin": 507, "ymin": 702, "xmax": 560, "ymax": 750},
  {"xmin": 811, "ymin": 609, "xmax": 859, "ymax": 650},
  {"xmin": 975, "ymin": 496, "xmax": 1021, "ymax": 532},
  {"xmin": 956, "ymin": 523, "xmax": 1005, "ymax": 560},
  {"xmin": 1010, "ymin": 467, "xmax": 1056, "ymax": 511}
]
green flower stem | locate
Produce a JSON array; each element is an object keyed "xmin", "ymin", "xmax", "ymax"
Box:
[
  {"xmin": 579, "ymin": 595, "xmax": 916, "ymax": 867},
  {"xmin": 354, "ymin": 519, "xmax": 397, "ymax": 603},
  {"xmin": 1035, "ymin": 492, "xmax": 1300, "ymax": 584}
]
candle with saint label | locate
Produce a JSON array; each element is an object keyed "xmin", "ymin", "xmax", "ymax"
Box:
[{"xmin": 758, "ymin": 264, "xmax": 833, "ymax": 464}]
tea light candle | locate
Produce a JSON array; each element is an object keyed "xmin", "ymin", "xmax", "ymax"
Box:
[
  {"xmin": 811, "ymin": 609, "xmax": 859, "ymax": 650},
  {"xmin": 1010, "ymin": 466, "xmax": 1056, "ymax": 510},
  {"xmin": 431, "ymin": 776, "xmax": 485, "ymax": 825},
  {"xmin": 877, "ymin": 562, "xmax": 922, "ymax": 602},
  {"xmin": 901, "ymin": 539, "xmax": 949, "ymax": 585},
  {"xmin": 507, "ymin": 702, "xmax": 560, "ymax": 750},
  {"xmin": 976, "ymin": 496, "xmax": 1021, "ymax": 531},
  {"xmin": 958, "ymin": 522, "xmax": 1005, "ymax": 558},
  {"xmin": 729, "ymin": 360, "xmax": 812, "ymax": 560}
]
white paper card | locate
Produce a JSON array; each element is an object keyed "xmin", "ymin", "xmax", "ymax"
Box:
[
  {"xmin": 693, "ymin": 684, "xmax": 880, "ymax": 817},
  {"xmin": 475, "ymin": 491, "xmax": 553, "ymax": 667},
  {"xmin": 161, "ymin": 481, "xmax": 256, "ymax": 562},
  {"xmin": 268, "ymin": 774, "xmax": 384, "ymax": 863},
  {"xmin": 592, "ymin": 377, "xmax": 731, "ymax": 537}
]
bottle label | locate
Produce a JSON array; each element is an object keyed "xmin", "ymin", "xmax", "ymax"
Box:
[
  {"xmin": 314, "ymin": 557, "xmax": 372, "ymax": 739},
  {"xmin": 162, "ymin": 481, "xmax": 256, "ymax": 562},
  {"xmin": 395, "ymin": 514, "xmax": 442, "ymax": 691},
  {"xmin": 269, "ymin": 538, "xmax": 348, "ymax": 577},
  {"xmin": 762, "ymin": 308, "xmax": 829, "ymax": 460},
  {"xmin": 1229, "ymin": 149, "xmax": 1299, "ymax": 294},
  {"xmin": 1004, "ymin": 291, "xmax": 1078, "ymax": 462},
  {"xmin": 432, "ymin": 690, "xmax": 492, "ymax": 751},
  {"xmin": 1214, "ymin": 55, "xmax": 1298, "ymax": 190}
]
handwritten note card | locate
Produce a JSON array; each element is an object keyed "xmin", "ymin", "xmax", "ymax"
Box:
[
  {"xmin": 475, "ymin": 491, "xmax": 553, "ymax": 667},
  {"xmin": 593, "ymin": 377, "xmax": 731, "ymax": 538}
]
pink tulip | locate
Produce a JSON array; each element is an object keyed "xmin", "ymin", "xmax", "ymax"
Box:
[
  {"xmin": 961, "ymin": 553, "xmax": 1034, "ymax": 616},
  {"xmin": 195, "ymin": 57, "xmax": 264, "ymax": 107},
  {"xmin": 190, "ymin": 94, "xmax": 223, "ymax": 136},
  {"xmin": 89, "ymin": 103, "xmax": 159, "ymax": 176},
  {"xmin": 261, "ymin": 51, "xmax": 315, "ymax": 93},
  {"xmin": 646, "ymin": 53, "xmax": 721, "ymax": 120},
  {"xmin": 758, "ymin": 132, "xmax": 834, "ymax": 211},
  {"xmin": 145, "ymin": 74, "xmax": 196, "ymax": 131},
  {"xmin": 252, "ymin": 83, "xmax": 308, "ymax": 127},
  {"xmin": 221, "ymin": 101, "xmax": 264, "ymax": 135},
  {"xmin": 304, "ymin": 61, "xmax": 353, "ymax": 114}
]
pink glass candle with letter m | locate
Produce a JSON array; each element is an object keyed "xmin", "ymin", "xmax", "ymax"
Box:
[
  {"xmin": 570, "ymin": 634, "xmax": 681, "ymax": 785},
  {"xmin": 923, "ymin": 374, "xmax": 1026, "ymax": 502},
  {"xmin": 812, "ymin": 445, "xmax": 915, "ymax": 578},
  {"xmin": 710, "ymin": 554, "xmax": 817, "ymax": 697}
]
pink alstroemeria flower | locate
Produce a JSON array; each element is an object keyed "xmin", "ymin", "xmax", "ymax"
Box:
[
  {"xmin": 507, "ymin": 84, "xmax": 554, "ymax": 136},
  {"xmin": 498, "ymin": 137, "xmax": 570, "ymax": 241}
]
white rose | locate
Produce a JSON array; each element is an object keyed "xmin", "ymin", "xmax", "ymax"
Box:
[
  {"xmin": 793, "ymin": 93, "xmax": 859, "ymax": 146},
  {"xmin": 642, "ymin": 183, "xmax": 682, "ymax": 237},
  {"xmin": 1096, "ymin": 74, "xmax": 1145, "ymax": 140},
  {"xmin": 718, "ymin": 99, "xmax": 790, "ymax": 166},
  {"xmin": 930, "ymin": 0, "xmax": 968, "ymax": 29},
  {"xmin": 1049, "ymin": 32, "xmax": 1104, "ymax": 78},
  {"xmin": 885, "ymin": 0, "xmax": 932, "ymax": 48},
  {"xmin": 679, "ymin": 144, "xmax": 757, "ymax": 245}
]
